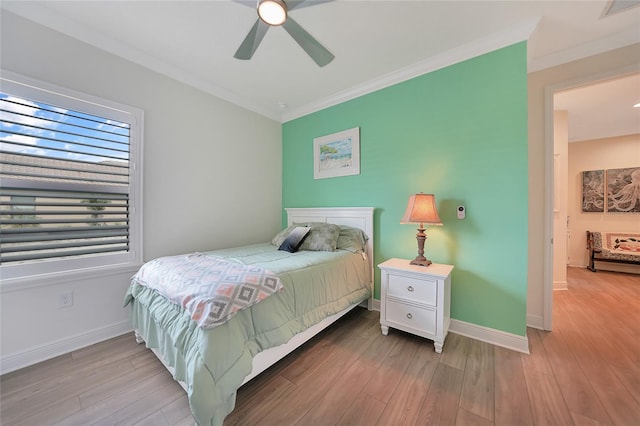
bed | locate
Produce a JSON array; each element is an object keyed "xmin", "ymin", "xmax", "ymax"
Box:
[{"xmin": 124, "ymin": 207, "xmax": 375, "ymax": 425}]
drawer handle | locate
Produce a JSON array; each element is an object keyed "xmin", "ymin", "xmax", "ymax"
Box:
[
  {"xmin": 406, "ymin": 313, "xmax": 413, "ymax": 319},
  {"xmin": 407, "ymin": 286, "xmax": 414, "ymax": 292}
]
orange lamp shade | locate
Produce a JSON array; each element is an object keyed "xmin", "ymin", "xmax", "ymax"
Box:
[{"xmin": 401, "ymin": 193, "xmax": 442, "ymax": 226}]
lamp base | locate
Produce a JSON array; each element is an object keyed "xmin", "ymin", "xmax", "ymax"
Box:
[{"xmin": 410, "ymin": 257, "xmax": 432, "ymax": 267}]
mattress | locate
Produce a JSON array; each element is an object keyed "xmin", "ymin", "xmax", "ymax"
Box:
[{"xmin": 124, "ymin": 243, "xmax": 371, "ymax": 425}]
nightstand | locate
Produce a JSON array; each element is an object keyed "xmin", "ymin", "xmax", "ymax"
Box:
[{"xmin": 378, "ymin": 258, "xmax": 454, "ymax": 353}]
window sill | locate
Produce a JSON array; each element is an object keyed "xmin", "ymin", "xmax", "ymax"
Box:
[{"xmin": 0, "ymin": 262, "xmax": 143, "ymax": 293}]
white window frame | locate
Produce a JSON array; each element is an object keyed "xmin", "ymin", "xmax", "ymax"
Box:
[{"xmin": 0, "ymin": 70, "xmax": 143, "ymax": 285}]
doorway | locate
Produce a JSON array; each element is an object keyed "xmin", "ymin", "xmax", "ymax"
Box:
[{"xmin": 543, "ymin": 68, "xmax": 640, "ymax": 330}]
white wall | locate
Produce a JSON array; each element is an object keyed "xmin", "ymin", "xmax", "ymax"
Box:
[
  {"xmin": 553, "ymin": 111, "xmax": 569, "ymax": 289},
  {"xmin": 0, "ymin": 11, "xmax": 283, "ymax": 373},
  {"xmin": 568, "ymin": 134, "xmax": 640, "ymax": 273}
]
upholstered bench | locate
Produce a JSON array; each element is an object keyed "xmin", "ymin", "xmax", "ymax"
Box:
[{"xmin": 587, "ymin": 231, "xmax": 640, "ymax": 272}]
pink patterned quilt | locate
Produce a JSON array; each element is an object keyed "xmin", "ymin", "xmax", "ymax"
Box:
[{"xmin": 131, "ymin": 253, "xmax": 283, "ymax": 329}]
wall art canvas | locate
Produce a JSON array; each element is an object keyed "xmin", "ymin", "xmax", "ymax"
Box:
[
  {"xmin": 313, "ymin": 127, "xmax": 360, "ymax": 180},
  {"xmin": 607, "ymin": 167, "xmax": 640, "ymax": 213},
  {"xmin": 582, "ymin": 170, "xmax": 605, "ymax": 212}
]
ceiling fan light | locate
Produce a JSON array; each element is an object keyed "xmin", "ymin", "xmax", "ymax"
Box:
[{"xmin": 258, "ymin": 0, "xmax": 287, "ymax": 26}]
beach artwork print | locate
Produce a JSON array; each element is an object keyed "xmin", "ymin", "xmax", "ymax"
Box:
[
  {"xmin": 320, "ymin": 139, "xmax": 352, "ymax": 170},
  {"xmin": 313, "ymin": 127, "xmax": 360, "ymax": 179}
]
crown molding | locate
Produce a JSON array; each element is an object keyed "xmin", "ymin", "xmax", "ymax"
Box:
[
  {"xmin": 6, "ymin": 2, "xmax": 636, "ymax": 125},
  {"xmin": 1, "ymin": 2, "xmax": 281, "ymax": 122},
  {"xmin": 528, "ymin": 25, "xmax": 640, "ymax": 73},
  {"xmin": 281, "ymin": 17, "xmax": 542, "ymax": 122}
]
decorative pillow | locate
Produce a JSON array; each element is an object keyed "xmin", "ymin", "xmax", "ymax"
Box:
[
  {"xmin": 336, "ymin": 225, "xmax": 369, "ymax": 253},
  {"xmin": 271, "ymin": 225, "xmax": 299, "ymax": 247},
  {"xmin": 299, "ymin": 222, "xmax": 341, "ymax": 252},
  {"xmin": 278, "ymin": 226, "xmax": 311, "ymax": 253},
  {"xmin": 272, "ymin": 222, "xmax": 341, "ymax": 251}
]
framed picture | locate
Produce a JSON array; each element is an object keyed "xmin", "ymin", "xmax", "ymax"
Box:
[
  {"xmin": 607, "ymin": 167, "xmax": 640, "ymax": 213},
  {"xmin": 313, "ymin": 127, "xmax": 360, "ymax": 180},
  {"xmin": 581, "ymin": 170, "xmax": 605, "ymax": 212}
]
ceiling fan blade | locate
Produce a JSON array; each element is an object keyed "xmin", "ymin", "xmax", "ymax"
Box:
[
  {"xmin": 287, "ymin": 0, "xmax": 333, "ymax": 11},
  {"xmin": 282, "ymin": 16, "xmax": 334, "ymax": 67},
  {"xmin": 234, "ymin": 19, "xmax": 270, "ymax": 60}
]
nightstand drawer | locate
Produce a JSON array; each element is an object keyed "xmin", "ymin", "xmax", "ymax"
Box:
[
  {"xmin": 387, "ymin": 274, "xmax": 437, "ymax": 305},
  {"xmin": 386, "ymin": 299, "xmax": 436, "ymax": 334}
]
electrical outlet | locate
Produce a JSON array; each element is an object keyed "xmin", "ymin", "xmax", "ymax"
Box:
[{"xmin": 59, "ymin": 291, "xmax": 73, "ymax": 308}]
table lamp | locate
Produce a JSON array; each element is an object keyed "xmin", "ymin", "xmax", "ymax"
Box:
[{"xmin": 401, "ymin": 193, "xmax": 442, "ymax": 266}]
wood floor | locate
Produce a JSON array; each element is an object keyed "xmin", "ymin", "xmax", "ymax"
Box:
[{"xmin": 2, "ymin": 267, "xmax": 639, "ymax": 425}]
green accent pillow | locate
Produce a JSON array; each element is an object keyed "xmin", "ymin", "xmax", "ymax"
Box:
[
  {"xmin": 299, "ymin": 223, "xmax": 341, "ymax": 252},
  {"xmin": 336, "ymin": 225, "xmax": 369, "ymax": 253}
]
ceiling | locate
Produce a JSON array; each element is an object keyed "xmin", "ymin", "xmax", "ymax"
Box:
[
  {"xmin": 2, "ymin": 0, "xmax": 640, "ymax": 136},
  {"xmin": 555, "ymin": 73, "xmax": 640, "ymax": 142}
]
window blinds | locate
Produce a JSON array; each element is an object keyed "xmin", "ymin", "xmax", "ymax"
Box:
[{"xmin": 0, "ymin": 94, "xmax": 131, "ymax": 265}]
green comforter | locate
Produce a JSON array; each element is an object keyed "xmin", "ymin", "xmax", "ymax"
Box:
[{"xmin": 124, "ymin": 243, "xmax": 371, "ymax": 425}]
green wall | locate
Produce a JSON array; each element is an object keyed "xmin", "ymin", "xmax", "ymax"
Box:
[{"xmin": 282, "ymin": 43, "xmax": 528, "ymax": 336}]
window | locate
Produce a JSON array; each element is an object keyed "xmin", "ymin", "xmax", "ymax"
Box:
[
  {"xmin": 9, "ymin": 196, "xmax": 36, "ymax": 216},
  {"xmin": 0, "ymin": 72, "xmax": 143, "ymax": 280}
]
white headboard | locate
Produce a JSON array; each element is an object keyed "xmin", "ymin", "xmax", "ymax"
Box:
[{"xmin": 285, "ymin": 207, "xmax": 375, "ymax": 290}]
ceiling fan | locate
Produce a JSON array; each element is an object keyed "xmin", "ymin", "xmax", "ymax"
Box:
[{"xmin": 233, "ymin": 0, "xmax": 334, "ymax": 67}]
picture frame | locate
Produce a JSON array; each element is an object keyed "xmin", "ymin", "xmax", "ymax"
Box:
[
  {"xmin": 607, "ymin": 166, "xmax": 640, "ymax": 213},
  {"xmin": 581, "ymin": 170, "xmax": 605, "ymax": 212},
  {"xmin": 313, "ymin": 127, "xmax": 360, "ymax": 180}
]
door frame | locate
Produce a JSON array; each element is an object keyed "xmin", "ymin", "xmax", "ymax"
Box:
[{"xmin": 542, "ymin": 64, "xmax": 640, "ymax": 330}]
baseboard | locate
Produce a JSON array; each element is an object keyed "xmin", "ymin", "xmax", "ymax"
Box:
[
  {"xmin": 554, "ymin": 280, "xmax": 568, "ymax": 290},
  {"xmin": 526, "ymin": 313, "xmax": 545, "ymax": 330},
  {"xmin": 371, "ymin": 298, "xmax": 381, "ymax": 312},
  {"xmin": 0, "ymin": 320, "xmax": 132, "ymax": 375},
  {"xmin": 449, "ymin": 319, "xmax": 530, "ymax": 354},
  {"xmin": 373, "ymin": 301, "xmax": 529, "ymax": 353}
]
